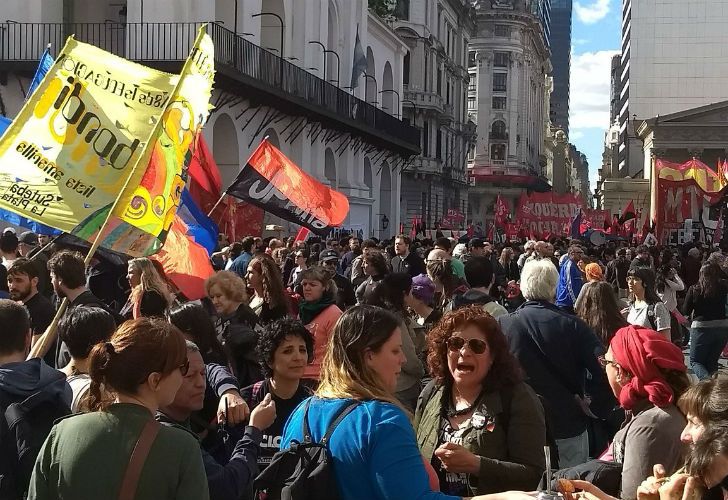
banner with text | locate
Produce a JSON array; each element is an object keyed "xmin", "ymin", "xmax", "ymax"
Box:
[{"xmin": 516, "ymin": 192, "xmax": 596, "ymax": 237}]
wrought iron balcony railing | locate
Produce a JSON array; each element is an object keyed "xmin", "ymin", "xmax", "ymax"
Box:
[{"xmin": 0, "ymin": 21, "xmax": 420, "ymax": 155}]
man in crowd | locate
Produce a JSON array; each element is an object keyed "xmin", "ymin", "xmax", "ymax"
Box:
[
  {"xmin": 16, "ymin": 232, "xmax": 51, "ymax": 296},
  {"xmin": 631, "ymin": 245, "xmax": 653, "ymax": 270},
  {"xmin": 0, "ymin": 300, "xmax": 71, "ymax": 498},
  {"xmin": 0, "ymin": 229, "xmax": 18, "ymax": 269},
  {"xmin": 157, "ymin": 341, "xmax": 275, "ymax": 500},
  {"xmin": 606, "ymin": 248, "xmax": 631, "ymax": 299},
  {"xmin": 450, "ymin": 256, "xmax": 508, "ymax": 318},
  {"xmin": 339, "ymin": 237, "xmax": 361, "ymax": 278},
  {"xmin": 433, "ymin": 237, "xmax": 466, "ymax": 279},
  {"xmin": 498, "ymin": 260, "xmax": 609, "ymax": 468},
  {"xmin": 319, "ymin": 249, "xmax": 355, "ymax": 311},
  {"xmin": 391, "ymin": 235, "xmax": 425, "ymax": 278},
  {"xmin": 351, "ymin": 239, "xmax": 380, "ymax": 286},
  {"xmin": 230, "ymin": 236, "xmax": 255, "ymax": 278},
  {"xmin": 555, "ymin": 245, "xmax": 585, "ymax": 313},
  {"xmin": 7, "ymin": 259, "xmax": 56, "ymax": 367},
  {"xmin": 517, "ymin": 240, "xmax": 536, "ymax": 271}
]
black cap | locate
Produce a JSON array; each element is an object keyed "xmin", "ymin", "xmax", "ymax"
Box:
[
  {"xmin": 319, "ymin": 249, "xmax": 339, "ymax": 262},
  {"xmin": 19, "ymin": 231, "xmax": 38, "ymax": 246},
  {"xmin": 469, "ymin": 238, "xmax": 485, "ymax": 249}
]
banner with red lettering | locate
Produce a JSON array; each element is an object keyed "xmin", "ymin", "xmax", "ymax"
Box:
[
  {"xmin": 516, "ymin": 192, "xmax": 591, "ymax": 238},
  {"xmin": 494, "ymin": 195, "xmax": 509, "ymax": 226}
]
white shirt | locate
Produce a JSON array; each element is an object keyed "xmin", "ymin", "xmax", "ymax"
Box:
[{"xmin": 657, "ymin": 276, "xmax": 685, "ymax": 312}]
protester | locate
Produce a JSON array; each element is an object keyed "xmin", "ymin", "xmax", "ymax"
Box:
[
  {"xmin": 299, "ymin": 267, "xmax": 342, "ymax": 381},
  {"xmin": 655, "ymin": 250, "xmax": 686, "ymax": 344},
  {"xmin": 575, "ymin": 281, "xmax": 629, "ymax": 347},
  {"xmin": 246, "ymin": 254, "xmax": 290, "ymax": 324},
  {"xmin": 435, "ymin": 237, "xmax": 467, "ymax": 279},
  {"xmin": 498, "ymin": 259, "xmax": 610, "ymax": 468},
  {"xmin": 624, "ymin": 268, "xmax": 671, "ymax": 340},
  {"xmin": 391, "ymin": 235, "xmax": 426, "ymax": 277},
  {"xmin": 684, "ymin": 423, "xmax": 728, "ymax": 500},
  {"xmin": 242, "ymin": 318, "xmax": 313, "ymax": 470},
  {"xmin": 517, "ymin": 240, "xmax": 536, "ymax": 271},
  {"xmin": 319, "ymin": 249, "xmax": 356, "ymax": 311},
  {"xmin": 682, "ymin": 247, "xmax": 702, "ymax": 290},
  {"xmin": 681, "ymin": 263, "xmax": 728, "ymax": 379},
  {"xmin": 339, "ymin": 237, "xmax": 361, "ymax": 278},
  {"xmin": 17, "ymin": 231, "xmax": 50, "ymax": 295},
  {"xmin": 451, "ymin": 256, "xmax": 509, "ymax": 318},
  {"xmin": 229, "ymin": 236, "xmax": 255, "ymax": 278},
  {"xmin": 121, "ymin": 257, "xmax": 173, "ymax": 319},
  {"xmin": 28, "ymin": 318, "xmax": 208, "ymax": 499},
  {"xmin": 499, "ymin": 247, "xmax": 520, "ymax": 282},
  {"xmin": 606, "ymin": 248, "xmax": 631, "ymax": 299},
  {"xmin": 0, "ymin": 229, "xmax": 19, "ymax": 269},
  {"xmin": 58, "ymin": 307, "xmax": 116, "ymax": 412},
  {"xmin": 355, "ymin": 251, "xmax": 389, "ymax": 304},
  {"xmin": 205, "ymin": 271, "xmax": 261, "ymax": 386},
  {"xmin": 406, "ymin": 273, "xmax": 443, "ymax": 330},
  {"xmin": 0, "ymin": 300, "xmax": 70, "ymax": 499},
  {"xmin": 555, "ymin": 245, "xmax": 585, "ymax": 313},
  {"xmin": 287, "ymin": 249, "xmax": 309, "ymax": 289},
  {"xmin": 157, "ymin": 340, "xmax": 276, "ymax": 500},
  {"xmin": 415, "ymin": 306, "xmax": 547, "ymax": 495},
  {"xmin": 677, "ymin": 375, "xmax": 728, "ymax": 444},
  {"xmin": 7, "ymin": 259, "xmax": 55, "ymax": 366},
  {"xmin": 350, "ymin": 238, "xmax": 379, "ymax": 286},
  {"xmin": 630, "ymin": 245, "xmax": 653, "ymax": 270},
  {"xmin": 168, "ymin": 302, "xmax": 231, "ymax": 367}
]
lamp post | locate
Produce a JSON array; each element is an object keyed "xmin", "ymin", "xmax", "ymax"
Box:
[
  {"xmin": 252, "ymin": 12, "xmax": 284, "ymax": 57},
  {"xmin": 379, "ymin": 89, "xmax": 401, "ymax": 118},
  {"xmin": 308, "ymin": 41, "xmax": 341, "ymax": 87}
]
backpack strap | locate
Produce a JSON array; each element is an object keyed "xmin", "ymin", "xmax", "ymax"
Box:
[
  {"xmin": 321, "ymin": 401, "xmax": 360, "ymax": 445},
  {"xmin": 4, "ymin": 391, "xmax": 55, "ymax": 428},
  {"xmin": 646, "ymin": 303, "xmax": 657, "ymax": 330},
  {"xmin": 118, "ymin": 419, "xmax": 160, "ymax": 500}
]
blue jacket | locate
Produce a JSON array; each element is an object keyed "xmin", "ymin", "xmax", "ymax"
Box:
[
  {"xmin": 229, "ymin": 252, "xmax": 253, "ymax": 278},
  {"xmin": 281, "ymin": 397, "xmax": 460, "ymax": 500},
  {"xmin": 556, "ymin": 259, "xmax": 583, "ymax": 308}
]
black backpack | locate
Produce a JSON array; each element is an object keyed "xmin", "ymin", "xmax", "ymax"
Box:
[
  {"xmin": 254, "ymin": 398, "xmax": 360, "ymax": 500},
  {"xmin": 0, "ymin": 391, "xmax": 71, "ymax": 499}
]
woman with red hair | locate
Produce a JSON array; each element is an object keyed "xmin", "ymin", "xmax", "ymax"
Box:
[{"xmin": 599, "ymin": 325, "xmax": 690, "ymax": 500}]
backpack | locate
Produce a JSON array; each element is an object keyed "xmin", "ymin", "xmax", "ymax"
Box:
[
  {"xmin": 646, "ymin": 303, "xmax": 657, "ymax": 331},
  {"xmin": 254, "ymin": 398, "xmax": 360, "ymax": 500},
  {"xmin": 0, "ymin": 391, "xmax": 71, "ymax": 499}
]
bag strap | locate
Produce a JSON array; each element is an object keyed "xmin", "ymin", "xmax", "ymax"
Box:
[
  {"xmin": 118, "ymin": 419, "xmax": 160, "ymax": 500},
  {"xmin": 646, "ymin": 303, "xmax": 657, "ymax": 330},
  {"xmin": 5, "ymin": 391, "xmax": 55, "ymax": 427},
  {"xmin": 321, "ymin": 401, "xmax": 360, "ymax": 445}
]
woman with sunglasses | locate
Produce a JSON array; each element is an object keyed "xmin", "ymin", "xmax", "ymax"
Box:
[
  {"xmin": 414, "ymin": 306, "xmax": 547, "ymax": 496},
  {"xmin": 29, "ymin": 318, "xmax": 209, "ymax": 499},
  {"xmin": 624, "ymin": 268, "xmax": 671, "ymax": 340}
]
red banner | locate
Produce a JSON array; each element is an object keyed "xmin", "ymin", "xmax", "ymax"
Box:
[
  {"xmin": 516, "ymin": 192, "xmax": 589, "ymax": 237},
  {"xmin": 495, "ymin": 195, "xmax": 510, "ymax": 226}
]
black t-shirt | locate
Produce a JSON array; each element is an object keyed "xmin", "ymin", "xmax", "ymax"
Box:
[
  {"xmin": 241, "ymin": 379, "xmax": 311, "ymax": 470},
  {"xmin": 24, "ymin": 292, "xmax": 56, "ymax": 367}
]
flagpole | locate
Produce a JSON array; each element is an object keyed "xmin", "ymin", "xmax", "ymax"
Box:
[{"xmin": 29, "ymin": 24, "xmax": 211, "ymax": 360}]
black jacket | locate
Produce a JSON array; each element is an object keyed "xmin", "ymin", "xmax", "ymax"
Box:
[
  {"xmin": 332, "ymin": 273, "xmax": 356, "ymax": 311},
  {"xmin": 497, "ymin": 300, "xmax": 610, "ymax": 439},
  {"xmin": 390, "ymin": 252, "xmax": 426, "ymax": 277},
  {"xmin": 218, "ymin": 304, "xmax": 261, "ymax": 387}
]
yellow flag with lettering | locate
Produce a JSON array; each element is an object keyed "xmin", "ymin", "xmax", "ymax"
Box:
[{"xmin": 0, "ymin": 25, "xmax": 214, "ymax": 256}]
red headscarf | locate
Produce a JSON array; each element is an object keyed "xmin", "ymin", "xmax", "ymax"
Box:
[{"xmin": 609, "ymin": 325, "xmax": 687, "ymax": 410}]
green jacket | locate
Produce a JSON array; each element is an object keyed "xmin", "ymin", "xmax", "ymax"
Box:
[
  {"xmin": 414, "ymin": 381, "xmax": 547, "ymax": 495},
  {"xmin": 28, "ymin": 403, "xmax": 209, "ymax": 500}
]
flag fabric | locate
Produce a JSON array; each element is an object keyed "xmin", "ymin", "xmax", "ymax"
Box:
[
  {"xmin": 0, "ymin": 116, "xmax": 10, "ymax": 138},
  {"xmin": 0, "ymin": 25, "xmax": 215, "ymax": 256},
  {"xmin": 570, "ymin": 211, "xmax": 583, "ymax": 238},
  {"xmin": 211, "ymin": 195, "xmax": 264, "ymax": 240},
  {"xmin": 187, "ymin": 136, "xmax": 223, "ymax": 214},
  {"xmin": 718, "ymin": 160, "xmax": 728, "ymax": 189},
  {"xmin": 619, "ymin": 200, "xmax": 636, "ymax": 224},
  {"xmin": 350, "ymin": 26, "xmax": 367, "ymax": 89},
  {"xmin": 151, "ymin": 215, "xmax": 214, "ymax": 300},
  {"xmin": 0, "ymin": 210, "xmax": 60, "ymax": 236},
  {"xmin": 226, "ymin": 139, "xmax": 349, "ymax": 236},
  {"xmin": 294, "ymin": 227, "xmax": 310, "ymax": 243},
  {"xmin": 27, "ymin": 45, "xmax": 54, "ymax": 98},
  {"xmin": 177, "ymin": 189, "xmax": 218, "ymax": 255},
  {"xmin": 494, "ymin": 195, "xmax": 509, "ymax": 226}
]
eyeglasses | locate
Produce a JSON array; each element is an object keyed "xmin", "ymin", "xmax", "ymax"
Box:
[
  {"xmin": 598, "ymin": 356, "xmax": 618, "ymax": 369},
  {"xmin": 179, "ymin": 358, "xmax": 190, "ymax": 376},
  {"xmin": 447, "ymin": 336, "xmax": 488, "ymax": 354}
]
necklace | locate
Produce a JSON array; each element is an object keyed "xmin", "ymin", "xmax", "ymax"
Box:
[{"xmin": 446, "ymin": 387, "xmax": 483, "ymax": 418}]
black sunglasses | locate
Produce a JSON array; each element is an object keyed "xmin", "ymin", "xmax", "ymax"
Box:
[{"xmin": 446, "ymin": 336, "xmax": 487, "ymax": 355}]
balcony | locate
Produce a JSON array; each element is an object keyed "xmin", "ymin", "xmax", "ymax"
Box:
[
  {"xmin": 439, "ymin": 102, "xmax": 454, "ymax": 124},
  {"xmin": 442, "ymin": 166, "xmax": 468, "ymax": 185},
  {"xmin": 409, "ymin": 156, "xmax": 442, "ymax": 176},
  {"xmin": 469, "ymin": 165, "xmax": 551, "ymax": 192},
  {"xmin": 0, "ymin": 21, "xmax": 420, "ymax": 155},
  {"xmin": 403, "ymin": 88, "xmax": 445, "ymax": 113}
]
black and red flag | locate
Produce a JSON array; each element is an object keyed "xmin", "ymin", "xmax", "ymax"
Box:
[
  {"xmin": 227, "ymin": 139, "xmax": 350, "ymax": 236},
  {"xmin": 619, "ymin": 200, "xmax": 637, "ymax": 225}
]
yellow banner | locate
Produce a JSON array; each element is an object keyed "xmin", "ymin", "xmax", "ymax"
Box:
[{"xmin": 0, "ymin": 25, "xmax": 214, "ymax": 256}]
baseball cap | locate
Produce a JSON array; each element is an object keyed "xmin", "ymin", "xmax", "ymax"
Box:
[
  {"xmin": 469, "ymin": 238, "xmax": 485, "ymax": 249},
  {"xmin": 19, "ymin": 231, "xmax": 38, "ymax": 246},
  {"xmin": 319, "ymin": 249, "xmax": 339, "ymax": 262},
  {"xmin": 411, "ymin": 273, "xmax": 435, "ymax": 305}
]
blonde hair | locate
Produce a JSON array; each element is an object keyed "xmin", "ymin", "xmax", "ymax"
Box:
[
  {"xmin": 129, "ymin": 258, "xmax": 173, "ymax": 307},
  {"xmin": 205, "ymin": 271, "xmax": 248, "ymax": 303},
  {"xmin": 316, "ymin": 305, "xmax": 403, "ymax": 410}
]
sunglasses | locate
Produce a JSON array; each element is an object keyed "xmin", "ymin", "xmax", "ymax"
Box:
[
  {"xmin": 179, "ymin": 358, "xmax": 190, "ymax": 376},
  {"xmin": 447, "ymin": 336, "xmax": 488, "ymax": 354}
]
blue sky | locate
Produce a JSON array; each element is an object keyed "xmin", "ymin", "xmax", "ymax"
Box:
[{"xmin": 568, "ymin": 0, "xmax": 621, "ymax": 197}]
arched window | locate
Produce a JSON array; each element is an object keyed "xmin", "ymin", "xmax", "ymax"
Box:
[
  {"xmin": 490, "ymin": 144, "xmax": 506, "ymax": 161},
  {"xmin": 491, "ymin": 120, "xmax": 507, "ymax": 140}
]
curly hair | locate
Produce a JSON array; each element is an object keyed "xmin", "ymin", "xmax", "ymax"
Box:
[
  {"xmin": 363, "ymin": 252, "xmax": 389, "ymax": 277},
  {"xmin": 249, "ymin": 255, "xmax": 288, "ymax": 311},
  {"xmin": 426, "ymin": 305, "xmax": 524, "ymax": 389},
  {"xmin": 256, "ymin": 317, "xmax": 314, "ymax": 378},
  {"xmin": 205, "ymin": 271, "xmax": 247, "ymax": 303}
]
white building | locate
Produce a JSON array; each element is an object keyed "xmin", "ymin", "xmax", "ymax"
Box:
[{"xmin": 0, "ymin": 0, "xmax": 420, "ymax": 239}]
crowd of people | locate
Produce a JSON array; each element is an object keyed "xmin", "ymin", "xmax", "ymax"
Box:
[{"xmin": 0, "ymin": 224, "xmax": 727, "ymax": 500}]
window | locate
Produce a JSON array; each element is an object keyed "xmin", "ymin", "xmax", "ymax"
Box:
[
  {"xmin": 492, "ymin": 96, "xmax": 506, "ymax": 109},
  {"xmin": 403, "ymin": 52, "xmax": 410, "ymax": 85},
  {"xmin": 468, "ymin": 96, "xmax": 476, "ymax": 110},
  {"xmin": 436, "ymin": 129, "xmax": 442, "ymax": 159},
  {"xmin": 491, "ymin": 144, "xmax": 506, "ymax": 161},
  {"xmin": 493, "ymin": 73, "xmax": 507, "ymax": 92},
  {"xmin": 468, "ymin": 51, "xmax": 476, "ymax": 68},
  {"xmin": 468, "ymin": 81, "xmax": 476, "ymax": 92},
  {"xmin": 394, "ymin": 0, "xmax": 409, "ymax": 19},
  {"xmin": 494, "ymin": 25, "xmax": 510, "ymax": 37},
  {"xmin": 423, "ymin": 121, "xmax": 430, "ymax": 156},
  {"xmin": 494, "ymin": 52, "xmax": 509, "ymax": 67},
  {"xmin": 491, "ymin": 121, "xmax": 507, "ymax": 140},
  {"xmin": 437, "ymin": 69, "xmax": 442, "ymax": 93}
]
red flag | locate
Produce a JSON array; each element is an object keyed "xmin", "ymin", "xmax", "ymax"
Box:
[
  {"xmin": 619, "ymin": 200, "xmax": 636, "ymax": 224},
  {"xmin": 494, "ymin": 195, "xmax": 509, "ymax": 226},
  {"xmin": 294, "ymin": 227, "xmax": 310, "ymax": 243},
  {"xmin": 151, "ymin": 216, "xmax": 215, "ymax": 300},
  {"xmin": 187, "ymin": 136, "xmax": 223, "ymax": 214},
  {"xmin": 211, "ymin": 196, "xmax": 264, "ymax": 240}
]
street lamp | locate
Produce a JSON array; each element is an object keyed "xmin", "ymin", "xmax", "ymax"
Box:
[
  {"xmin": 252, "ymin": 12, "xmax": 284, "ymax": 57},
  {"xmin": 308, "ymin": 41, "xmax": 341, "ymax": 87},
  {"xmin": 379, "ymin": 89, "xmax": 401, "ymax": 118}
]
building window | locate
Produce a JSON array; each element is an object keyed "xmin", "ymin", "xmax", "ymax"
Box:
[
  {"xmin": 494, "ymin": 52, "xmax": 509, "ymax": 67},
  {"xmin": 403, "ymin": 52, "xmax": 410, "ymax": 85},
  {"xmin": 394, "ymin": 0, "xmax": 409, "ymax": 19},
  {"xmin": 493, "ymin": 73, "xmax": 507, "ymax": 92},
  {"xmin": 468, "ymin": 96, "xmax": 476, "ymax": 110},
  {"xmin": 491, "ymin": 121, "xmax": 507, "ymax": 140},
  {"xmin": 468, "ymin": 51, "xmax": 476, "ymax": 68},
  {"xmin": 436, "ymin": 128, "xmax": 442, "ymax": 159},
  {"xmin": 423, "ymin": 121, "xmax": 430, "ymax": 156},
  {"xmin": 468, "ymin": 81, "xmax": 476, "ymax": 92},
  {"xmin": 494, "ymin": 25, "xmax": 510, "ymax": 37},
  {"xmin": 491, "ymin": 144, "xmax": 506, "ymax": 161},
  {"xmin": 492, "ymin": 96, "xmax": 506, "ymax": 109}
]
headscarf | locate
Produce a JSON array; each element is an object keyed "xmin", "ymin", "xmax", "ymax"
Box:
[
  {"xmin": 585, "ymin": 263, "xmax": 603, "ymax": 282},
  {"xmin": 609, "ymin": 325, "xmax": 687, "ymax": 410}
]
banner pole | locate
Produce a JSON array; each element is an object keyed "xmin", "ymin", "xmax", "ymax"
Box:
[{"xmin": 207, "ymin": 190, "xmax": 228, "ymax": 218}]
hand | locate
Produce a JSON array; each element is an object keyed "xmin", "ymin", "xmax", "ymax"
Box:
[
  {"xmin": 470, "ymin": 492, "xmax": 538, "ymax": 500},
  {"xmin": 571, "ymin": 479, "xmax": 620, "ymax": 500},
  {"xmin": 217, "ymin": 390, "xmax": 250, "ymax": 426},
  {"xmin": 658, "ymin": 474, "xmax": 701, "ymax": 500},
  {"xmin": 249, "ymin": 393, "xmax": 277, "ymax": 431},
  {"xmin": 637, "ymin": 464, "xmax": 668, "ymax": 500},
  {"xmin": 434, "ymin": 442, "xmax": 480, "ymax": 475}
]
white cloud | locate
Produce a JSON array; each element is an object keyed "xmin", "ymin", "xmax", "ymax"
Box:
[
  {"xmin": 574, "ymin": 0, "xmax": 611, "ymax": 24},
  {"xmin": 570, "ymin": 130, "xmax": 585, "ymax": 140},
  {"xmin": 572, "ymin": 38, "xmax": 590, "ymax": 47},
  {"xmin": 569, "ymin": 49, "xmax": 620, "ymax": 132}
]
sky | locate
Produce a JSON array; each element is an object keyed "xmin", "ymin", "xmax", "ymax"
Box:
[{"xmin": 568, "ymin": 0, "xmax": 621, "ymax": 197}]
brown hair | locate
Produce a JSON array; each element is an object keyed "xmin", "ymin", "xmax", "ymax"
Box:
[
  {"xmin": 576, "ymin": 281, "xmax": 628, "ymax": 346},
  {"xmin": 87, "ymin": 318, "xmax": 187, "ymax": 411},
  {"xmin": 47, "ymin": 250, "xmax": 86, "ymax": 289},
  {"xmin": 205, "ymin": 271, "xmax": 247, "ymax": 303},
  {"xmin": 248, "ymin": 255, "xmax": 287, "ymax": 310},
  {"xmin": 677, "ymin": 375, "xmax": 728, "ymax": 424},
  {"xmin": 427, "ymin": 305, "xmax": 523, "ymax": 389}
]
